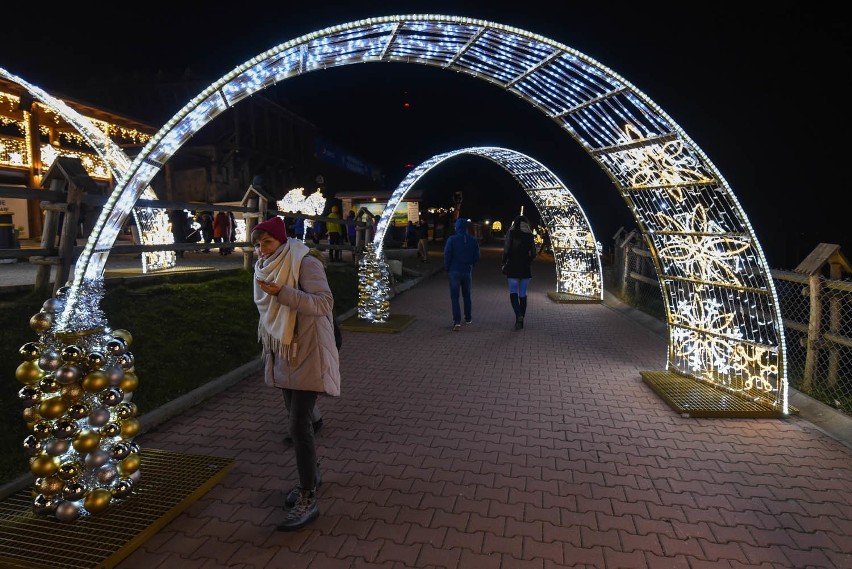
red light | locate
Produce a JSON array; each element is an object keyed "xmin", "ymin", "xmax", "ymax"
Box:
[{"xmin": 403, "ymin": 102, "xmax": 411, "ymax": 108}]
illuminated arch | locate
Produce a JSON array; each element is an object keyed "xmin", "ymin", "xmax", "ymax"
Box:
[
  {"xmin": 63, "ymin": 15, "xmax": 788, "ymax": 413},
  {"xmin": 0, "ymin": 67, "xmax": 175, "ymax": 272},
  {"xmin": 367, "ymin": 146, "xmax": 602, "ymax": 318}
]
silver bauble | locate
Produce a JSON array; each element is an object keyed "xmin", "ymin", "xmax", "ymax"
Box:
[
  {"xmin": 88, "ymin": 407, "xmax": 111, "ymax": 427},
  {"xmin": 103, "ymin": 365, "xmax": 125, "ymax": 386},
  {"xmin": 85, "ymin": 449, "xmax": 109, "ymax": 469},
  {"xmin": 96, "ymin": 464, "xmax": 118, "ymax": 485},
  {"xmin": 45, "ymin": 438, "xmax": 71, "ymax": 456},
  {"xmin": 55, "ymin": 501, "xmax": 81, "ymax": 522},
  {"xmin": 55, "ymin": 365, "xmax": 82, "ymax": 385},
  {"xmin": 38, "ymin": 350, "xmax": 62, "ymax": 372}
]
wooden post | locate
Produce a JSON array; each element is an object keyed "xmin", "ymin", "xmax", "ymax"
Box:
[
  {"xmin": 619, "ymin": 239, "xmax": 630, "ymax": 298},
  {"xmin": 801, "ymin": 274, "xmax": 822, "ymax": 392},
  {"xmin": 34, "ymin": 180, "xmax": 64, "ymax": 293},
  {"xmin": 827, "ymin": 262, "xmax": 842, "ymax": 386},
  {"xmin": 54, "ymin": 183, "xmax": 82, "ymax": 295}
]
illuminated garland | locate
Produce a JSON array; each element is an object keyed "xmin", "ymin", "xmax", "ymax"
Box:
[
  {"xmin": 54, "ymin": 14, "xmax": 787, "ymax": 421},
  {"xmin": 360, "ymin": 146, "xmax": 602, "ymax": 320},
  {"xmin": 0, "ymin": 75, "xmax": 174, "ymax": 274}
]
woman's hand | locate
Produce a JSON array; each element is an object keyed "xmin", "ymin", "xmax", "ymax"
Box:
[{"xmin": 256, "ymin": 278, "xmax": 282, "ymax": 296}]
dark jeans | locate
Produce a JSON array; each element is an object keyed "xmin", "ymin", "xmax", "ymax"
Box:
[
  {"xmin": 282, "ymin": 389, "xmax": 319, "ymax": 488},
  {"xmin": 448, "ymin": 269, "xmax": 472, "ymax": 325},
  {"xmin": 328, "ymin": 232, "xmax": 343, "ymax": 261}
]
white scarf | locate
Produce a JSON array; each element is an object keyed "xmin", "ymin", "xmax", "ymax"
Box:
[{"xmin": 253, "ymin": 239, "xmax": 309, "ymax": 357}]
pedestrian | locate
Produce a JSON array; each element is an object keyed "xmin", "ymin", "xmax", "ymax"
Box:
[
  {"xmin": 416, "ymin": 219, "xmax": 429, "ymax": 262},
  {"xmin": 325, "ymin": 205, "xmax": 343, "ymax": 262},
  {"xmin": 213, "ymin": 211, "xmax": 232, "ymax": 255},
  {"xmin": 346, "ymin": 209, "xmax": 357, "ymax": 251},
  {"xmin": 405, "ymin": 220, "xmax": 418, "ymax": 250},
  {"xmin": 293, "ymin": 211, "xmax": 305, "ymax": 241},
  {"xmin": 251, "ymin": 215, "xmax": 340, "ymax": 531},
  {"xmin": 168, "ymin": 209, "xmax": 190, "ymax": 258},
  {"xmin": 443, "ymin": 217, "xmax": 480, "ymax": 331},
  {"xmin": 502, "ymin": 215, "xmax": 538, "ymax": 330},
  {"xmin": 196, "ymin": 210, "xmax": 214, "ymax": 253}
]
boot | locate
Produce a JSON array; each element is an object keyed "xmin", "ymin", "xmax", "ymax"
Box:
[
  {"xmin": 515, "ymin": 316, "xmax": 524, "ymax": 330},
  {"xmin": 284, "ymin": 464, "xmax": 322, "ymax": 508},
  {"xmin": 510, "ymin": 293, "xmax": 520, "ymax": 318},
  {"xmin": 519, "ymin": 296, "xmax": 527, "ymax": 318},
  {"xmin": 276, "ymin": 488, "xmax": 319, "ymax": 531}
]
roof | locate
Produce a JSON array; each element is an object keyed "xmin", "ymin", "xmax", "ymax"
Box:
[{"xmin": 40, "ymin": 156, "xmax": 102, "ymax": 194}]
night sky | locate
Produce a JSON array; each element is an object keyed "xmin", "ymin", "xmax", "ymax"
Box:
[{"xmin": 1, "ymin": 1, "xmax": 849, "ymax": 268}]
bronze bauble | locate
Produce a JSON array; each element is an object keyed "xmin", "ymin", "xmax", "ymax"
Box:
[
  {"xmin": 60, "ymin": 383, "xmax": 84, "ymax": 403},
  {"xmin": 22, "ymin": 435, "xmax": 42, "ymax": 457},
  {"xmin": 32, "ymin": 420, "xmax": 53, "ymax": 439},
  {"xmin": 29, "ymin": 312, "xmax": 52, "ymax": 333},
  {"xmin": 116, "ymin": 402, "xmax": 138, "ymax": 420},
  {"xmin": 100, "ymin": 388, "xmax": 124, "ymax": 407},
  {"xmin": 67, "ymin": 403, "xmax": 89, "ymax": 419},
  {"xmin": 86, "ymin": 351, "xmax": 106, "ymax": 369},
  {"xmin": 112, "ymin": 329, "xmax": 133, "ymax": 346},
  {"xmin": 105, "ymin": 338, "xmax": 127, "ymax": 356},
  {"xmin": 111, "ymin": 479, "xmax": 134, "ymax": 499},
  {"xmin": 19, "ymin": 342, "xmax": 41, "ymax": 361},
  {"xmin": 18, "ymin": 385, "xmax": 41, "ymax": 408},
  {"xmin": 60, "ymin": 345, "xmax": 84, "ymax": 363},
  {"xmin": 102, "ymin": 422, "xmax": 121, "ymax": 437},
  {"xmin": 57, "ymin": 461, "xmax": 82, "ymax": 480},
  {"xmin": 37, "ymin": 375, "xmax": 60, "ymax": 394},
  {"xmin": 53, "ymin": 420, "xmax": 80, "ymax": 439},
  {"xmin": 62, "ymin": 481, "xmax": 88, "ymax": 501},
  {"xmin": 32, "ymin": 493, "xmax": 60, "ymax": 516},
  {"xmin": 118, "ymin": 352, "xmax": 134, "ymax": 370},
  {"xmin": 35, "ymin": 475, "xmax": 63, "ymax": 495}
]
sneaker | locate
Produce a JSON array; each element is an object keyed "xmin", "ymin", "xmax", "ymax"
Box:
[
  {"xmin": 452, "ymin": 324, "xmax": 461, "ymax": 331},
  {"xmin": 284, "ymin": 466, "xmax": 322, "ymax": 508},
  {"xmin": 464, "ymin": 319, "xmax": 472, "ymax": 325},
  {"xmin": 276, "ymin": 488, "xmax": 319, "ymax": 531}
]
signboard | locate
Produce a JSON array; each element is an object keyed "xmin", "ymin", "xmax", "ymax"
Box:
[{"xmin": 0, "ymin": 197, "xmax": 29, "ymax": 239}]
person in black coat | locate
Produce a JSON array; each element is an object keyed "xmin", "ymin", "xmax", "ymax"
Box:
[
  {"xmin": 169, "ymin": 209, "xmax": 191, "ymax": 258},
  {"xmin": 502, "ymin": 215, "xmax": 538, "ymax": 330}
]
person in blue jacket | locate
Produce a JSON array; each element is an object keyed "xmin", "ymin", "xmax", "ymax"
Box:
[{"xmin": 443, "ymin": 217, "xmax": 480, "ymax": 331}]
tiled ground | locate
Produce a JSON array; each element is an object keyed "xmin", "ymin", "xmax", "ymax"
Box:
[{"xmin": 117, "ymin": 246, "xmax": 852, "ymax": 569}]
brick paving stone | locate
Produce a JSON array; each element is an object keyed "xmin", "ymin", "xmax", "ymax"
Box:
[
  {"xmin": 563, "ymin": 544, "xmax": 606, "ymax": 567},
  {"xmin": 457, "ymin": 549, "xmax": 501, "ymax": 569},
  {"xmin": 416, "ymin": 544, "xmax": 462, "ymax": 569},
  {"xmin": 339, "ymin": 535, "xmax": 383, "ymax": 563}
]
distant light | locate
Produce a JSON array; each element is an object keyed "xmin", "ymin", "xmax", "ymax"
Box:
[{"xmin": 403, "ymin": 102, "xmax": 411, "ymax": 108}]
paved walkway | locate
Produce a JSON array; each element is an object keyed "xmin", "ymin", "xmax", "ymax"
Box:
[
  {"xmin": 4, "ymin": 245, "xmax": 852, "ymax": 568},
  {"xmin": 96, "ymin": 246, "xmax": 852, "ymax": 569}
]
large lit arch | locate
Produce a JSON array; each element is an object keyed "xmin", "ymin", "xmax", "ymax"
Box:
[
  {"xmin": 0, "ymin": 67, "xmax": 175, "ymax": 272},
  {"xmin": 361, "ymin": 145, "xmax": 602, "ymax": 320},
  {"xmin": 62, "ymin": 14, "xmax": 788, "ymax": 414}
]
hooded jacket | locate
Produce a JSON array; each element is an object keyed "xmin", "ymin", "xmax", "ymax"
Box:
[{"xmin": 443, "ymin": 218, "xmax": 481, "ymax": 273}]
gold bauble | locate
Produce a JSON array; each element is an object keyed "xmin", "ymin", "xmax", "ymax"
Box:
[
  {"xmin": 35, "ymin": 475, "xmax": 63, "ymax": 495},
  {"xmin": 16, "ymin": 361, "xmax": 43, "ymax": 385},
  {"xmin": 72, "ymin": 430, "xmax": 101, "ymax": 454},
  {"xmin": 120, "ymin": 418, "xmax": 141, "ymax": 438},
  {"xmin": 29, "ymin": 312, "xmax": 52, "ymax": 333},
  {"xmin": 83, "ymin": 489, "xmax": 112, "ymax": 513},
  {"xmin": 30, "ymin": 455, "xmax": 59, "ymax": 477},
  {"xmin": 60, "ymin": 384, "xmax": 84, "ymax": 403},
  {"xmin": 119, "ymin": 371, "xmax": 139, "ymax": 393},
  {"xmin": 82, "ymin": 370, "xmax": 109, "ymax": 392},
  {"xmin": 112, "ymin": 329, "xmax": 133, "ymax": 346},
  {"xmin": 38, "ymin": 397, "xmax": 66, "ymax": 420},
  {"xmin": 117, "ymin": 453, "xmax": 141, "ymax": 475}
]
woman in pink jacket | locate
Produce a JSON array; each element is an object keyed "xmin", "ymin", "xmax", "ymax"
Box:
[{"xmin": 252, "ymin": 216, "xmax": 341, "ymax": 531}]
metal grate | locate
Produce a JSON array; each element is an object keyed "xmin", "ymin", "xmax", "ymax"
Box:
[
  {"xmin": 546, "ymin": 291, "xmax": 601, "ymax": 304},
  {"xmin": 641, "ymin": 370, "xmax": 798, "ymax": 418},
  {"xmin": 0, "ymin": 448, "xmax": 233, "ymax": 569}
]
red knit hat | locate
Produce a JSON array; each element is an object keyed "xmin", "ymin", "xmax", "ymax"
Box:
[{"xmin": 253, "ymin": 216, "xmax": 287, "ymax": 243}]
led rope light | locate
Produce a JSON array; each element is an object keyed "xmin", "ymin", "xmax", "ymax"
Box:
[
  {"xmin": 58, "ymin": 14, "xmax": 786, "ymax": 414},
  {"xmin": 0, "ymin": 70, "xmax": 175, "ymax": 275}
]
